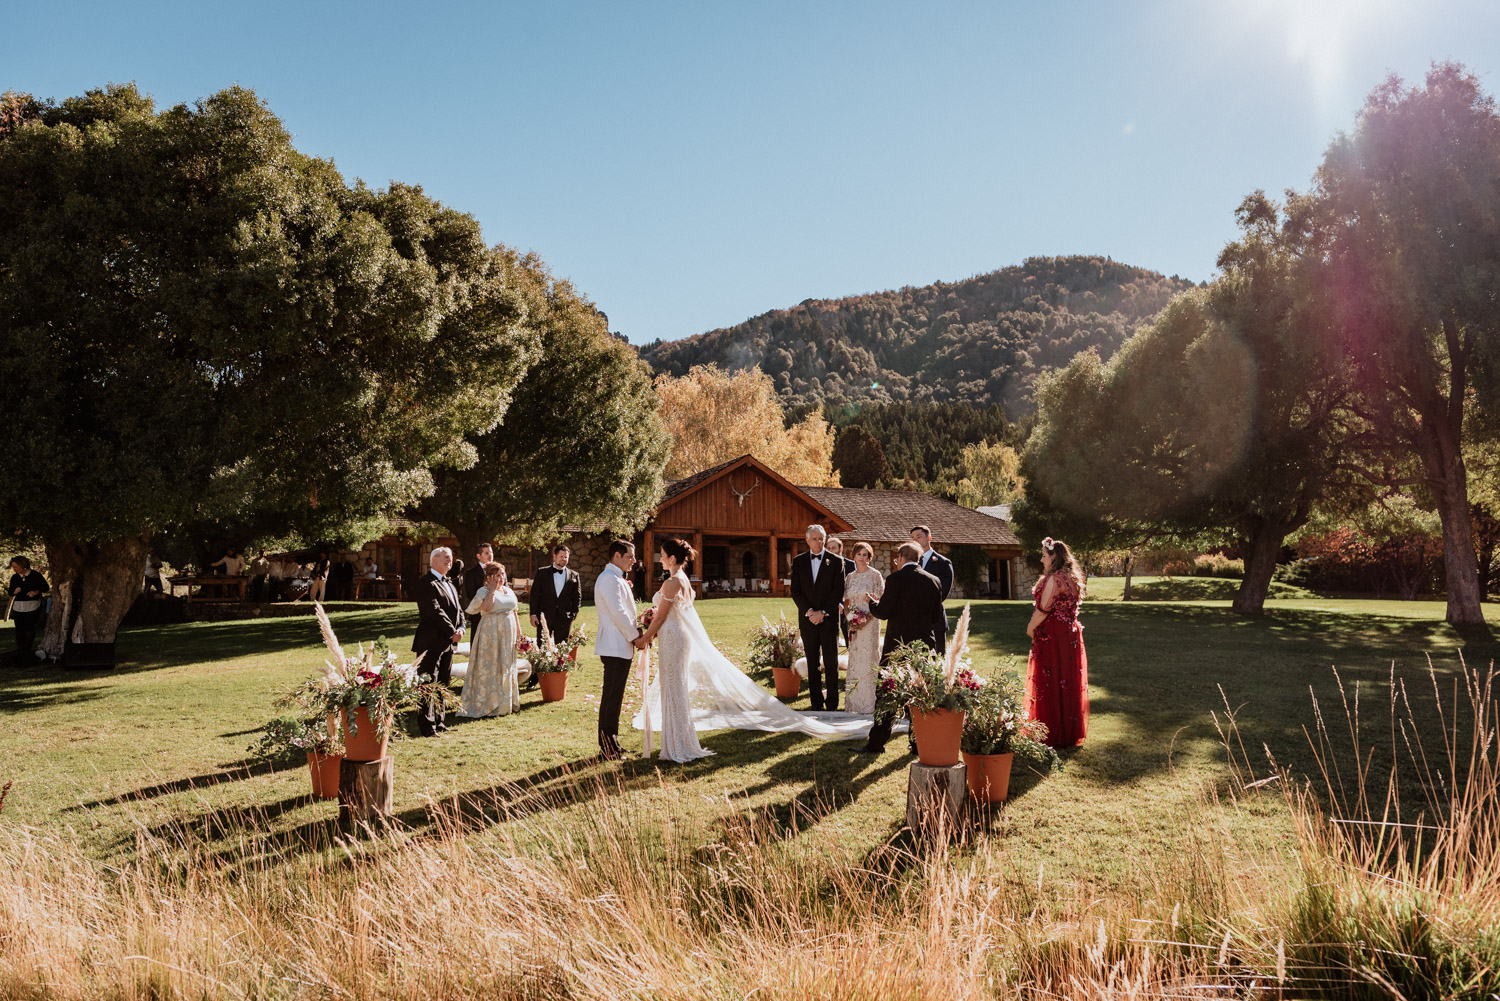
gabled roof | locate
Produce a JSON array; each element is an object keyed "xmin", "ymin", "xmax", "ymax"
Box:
[
  {"xmin": 800, "ymin": 487, "xmax": 1021, "ymax": 549},
  {"xmin": 659, "ymin": 455, "xmax": 852, "ymax": 532}
]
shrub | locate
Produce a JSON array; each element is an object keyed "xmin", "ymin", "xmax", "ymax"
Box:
[{"xmin": 1192, "ymin": 554, "xmax": 1244, "ymax": 578}]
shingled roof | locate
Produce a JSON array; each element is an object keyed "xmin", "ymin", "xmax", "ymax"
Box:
[{"xmin": 800, "ymin": 487, "xmax": 1021, "ymax": 549}]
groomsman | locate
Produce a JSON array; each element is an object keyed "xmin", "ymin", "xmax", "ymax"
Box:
[
  {"xmin": 412, "ymin": 547, "xmax": 463, "ymax": 737},
  {"xmin": 789, "ymin": 524, "xmax": 846, "ymax": 712},
  {"xmin": 825, "ymin": 537, "xmax": 856, "ymax": 644},
  {"xmin": 910, "ymin": 524, "xmax": 954, "ymax": 654},
  {"xmin": 462, "ymin": 542, "xmax": 493, "ymax": 638},
  {"xmin": 859, "ymin": 542, "xmax": 944, "ymax": 754},
  {"xmin": 529, "ymin": 543, "xmax": 582, "ymax": 688}
]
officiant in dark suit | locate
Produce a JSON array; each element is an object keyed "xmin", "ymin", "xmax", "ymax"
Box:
[
  {"xmin": 789, "ymin": 524, "xmax": 846, "ymax": 711},
  {"xmin": 412, "ymin": 546, "xmax": 463, "ymax": 737},
  {"xmin": 529, "ymin": 543, "xmax": 582, "ymax": 689},
  {"xmin": 911, "ymin": 525, "xmax": 954, "ymax": 654},
  {"xmin": 860, "ymin": 542, "xmax": 944, "ymax": 754}
]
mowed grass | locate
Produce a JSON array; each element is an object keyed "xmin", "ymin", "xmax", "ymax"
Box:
[{"xmin": 3, "ymin": 584, "xmax": 1498, "ymax": 897}]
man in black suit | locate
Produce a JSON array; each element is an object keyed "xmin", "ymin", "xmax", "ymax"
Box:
[
  {"xmin": 462, "ymin": 542, "xmax": 493, "ymax": 639},
  {"xmin": 911, "ymin": 524, "xmax": 954, "ymax": 655},
  {"xmin": 412, "ymin": 546, "xmax": 463, "ymax": 737},
  {"xmin": 859, "ymin": 542, "xmax": 945, "ymax": 753},
  {"xmin": 789, "ymin": 524, "xmax": 846, "ymax": 712},
  {"xmin": 826, "ymin": 537, "xmax": 857, "ymax": 645},
  {"xmin": 529, "ymin": 543, "xmax": 583, "ymax": 689}
]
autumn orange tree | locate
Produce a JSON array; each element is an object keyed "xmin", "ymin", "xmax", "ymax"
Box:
[{"xmin": 654, "ymin": 365, "xmax": 839, "ymax": 485}]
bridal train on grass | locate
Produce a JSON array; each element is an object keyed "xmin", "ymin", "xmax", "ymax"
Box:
[{"xmin": 633, "ymin": 568, "xmax": 874, "ymax": 763}]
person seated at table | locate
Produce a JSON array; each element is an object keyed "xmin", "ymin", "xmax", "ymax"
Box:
[{"xmin": 360, "ymin": 557, "xmax": 379, "ymax": 598}]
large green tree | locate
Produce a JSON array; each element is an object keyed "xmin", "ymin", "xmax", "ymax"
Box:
[
  {"xmin": 414, "ymin": 251, "xmax": 669, "ymax": 556},
  {"xmin": 1312, "ymin": 63, "xmax": 1500, "ymax": 625},
  {"xmin": 0, "ymin": 85, "xmax": 534, "ymax": 652}
]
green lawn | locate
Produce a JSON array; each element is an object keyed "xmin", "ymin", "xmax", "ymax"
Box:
[{"xmin": 3, "ymin": 585, "xmax": 1497, "ymax": 897}]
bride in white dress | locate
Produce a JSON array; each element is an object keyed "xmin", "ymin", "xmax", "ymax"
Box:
[{"xmin": 633, "ymin": 538, "xmax": 873, "ymax": 762}]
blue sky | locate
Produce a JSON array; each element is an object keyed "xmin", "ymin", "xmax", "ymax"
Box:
[{"xmin": 7, "ymin": 1, "xmax": 1499, "ymax": 343}]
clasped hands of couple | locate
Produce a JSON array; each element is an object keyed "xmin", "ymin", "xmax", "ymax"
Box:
[{"xmin": 808, "ymin": 593, "xmax": 877, "ymax": 625}]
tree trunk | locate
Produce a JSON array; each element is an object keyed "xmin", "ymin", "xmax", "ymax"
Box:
[
  {"xmin": 1121, "ymin": 549, "xmax": 1135, "ymax": 601},
  {"xmin": 449, "ymin": 521, "xmax": 492, "ymax": 571},
  {"xmin": 1421, "ymin": 430, "xmax": 1485, "ymax": 625},
  {"xmin": 1233, "ymin": 523, "xmax": 1286, "ymax": 615},
  {"xmin": 40, "ymin": 535, "xmax": 151, "ymax": 658}
]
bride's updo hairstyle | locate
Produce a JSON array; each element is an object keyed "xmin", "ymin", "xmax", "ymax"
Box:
[
  {"xmin": 1041, "ymin": 536, "xmax": 1085, "ymax": 595},
  {"xmin": 659, "ymin": 536, "xmax": 695, "ymax": 566}
]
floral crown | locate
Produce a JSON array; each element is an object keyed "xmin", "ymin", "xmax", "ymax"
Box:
[{"xmin": 1041, "ymin": 537, "xmax": 1057, "ymax": 554}]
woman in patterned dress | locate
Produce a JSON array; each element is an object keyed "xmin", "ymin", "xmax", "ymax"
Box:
[
  {"xmin": 1025, "ymin": 537, "xmax": 1088, "ymax": 747},
  {"xmin": 459, "ymin": 562, "xmax": 521, "ymax": 718}
]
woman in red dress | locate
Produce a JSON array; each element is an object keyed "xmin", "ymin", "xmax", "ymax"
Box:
[{"xmin": 1026, "ymin": 536, "xmax": 1088, "ymax": 747}]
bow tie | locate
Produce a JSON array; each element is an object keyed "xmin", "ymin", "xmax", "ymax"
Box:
[
  {"xmin": 811, "ymin": 554, "xmax": 822, "ymax": 561},
  {"xmin": 550, "ymin": 567, "xmax": 566, "ymax": 573}
]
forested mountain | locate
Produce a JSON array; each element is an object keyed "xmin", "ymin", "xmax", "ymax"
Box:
[{"xmin": 640, "ymin": 256, "xmax": 1196, "ymax": 415}]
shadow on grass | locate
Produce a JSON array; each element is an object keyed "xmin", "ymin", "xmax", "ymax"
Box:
[{"xmin": 65, "ymin": 758, "xmax": 278, "ymax": 812}]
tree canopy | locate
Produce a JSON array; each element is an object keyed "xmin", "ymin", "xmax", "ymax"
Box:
[{"xmin": 0, "ymin": 84, "xmax": 534, "ymax": 647}]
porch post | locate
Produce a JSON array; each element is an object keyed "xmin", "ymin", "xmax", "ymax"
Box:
[{"xmin": 769, "ymin": 534, "xmax": 779, "ymax": 595}]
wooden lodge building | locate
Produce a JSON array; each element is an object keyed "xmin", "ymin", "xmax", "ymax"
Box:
[{"xmin": 368, "ymin": 455, "xmax": 1028, "ymax": 601}]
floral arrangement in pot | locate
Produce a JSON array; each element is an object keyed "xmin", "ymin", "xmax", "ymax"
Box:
[
  {"xmin": 248, "ymin": 715, "xmax": 345, "ymax": 799},
  {"xmin": 278, "ymin": 606, "xmax": 458, "ymax": 761},
  {"xmin": 874, "ymin": 605, "xmax": 982, "ymax": 767},
  {"xmin": 961, "ymin": 670, "xmax": 1059, "ymax": 802},
  {"xmin": 532, "ymin": 623, "xmax": 589, "ymax": 702},
  {"xmin": 747, "ymin": 612, "xmax": 803, "ymax": 698}
]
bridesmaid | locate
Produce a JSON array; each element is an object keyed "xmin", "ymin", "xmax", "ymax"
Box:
[
  {"xmin": 459, "ymin": 562, "xmax": 521, "ymax": 718},
  {"xmin": 1025, "ymin": 537, "xmax": 1088, "ymax": 747},
  {"xmin": 841, "ymin": 542, "xmax": 884, "ymax": 714}
]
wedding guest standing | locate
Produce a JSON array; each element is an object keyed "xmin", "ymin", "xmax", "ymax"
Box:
[
  {"xmin": 412, "ymin": 547, "xmax": 463, "ymax": 736},
  {"xmin": 143, "ymin": 552, "xmax": 165, "ymax": 596},
  {"xmin": 308, "ymin": 551, "xmax": 330, "ymax": 604},
  {"xmin": 211, "ymin": 547, "xmax": 246, "ymax": 577},
  {"xmin": 459, "ymin": 561, "xmax": 521, "ymax": 718},
  {"xmin": 333, "ymin": 557, "xmax": 355, "ymax": 600},
  {"xmin": 267, "ymin": 556, "xmax": 286, "ymax": 602},
  {"xmin": 7, "ymin": 556, "xmax": 48, "ymax": 660},
  {"xmin": 841, "ymin": 542, "xmax": 883, "ymax": 714},
  {"xmin": 248, "ymin": 550, "xmax": 270, "ymax": 602},
  {"xmin": 910, "ymin": 525, "xmax": 954, "ymax": 653},
  {"xmin": 1026, "ymin": 537, "xmax": 1089, "ymax": 748},
  {"xmin": 826, "ymin": 537, "xmax": 857, "ymax": 644},
  {"xmin": 790, "ymin": 524, "xmax": 845, "ymax": 712},
  {"xmin": 529, "ymin": 544, "xmax": 582, "ymax": 686},
  {"xmin": 462, "ymin": 543, "xmax": 491, "ymax": 637},
  {"xmin": 593, "ymin": 539, "xmax": 641, "ymax": 759}
]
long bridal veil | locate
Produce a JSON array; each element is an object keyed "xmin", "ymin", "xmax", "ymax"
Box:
[{"xmin": 631, "ymin": 602, "xmax": 875, "ymax": 740}]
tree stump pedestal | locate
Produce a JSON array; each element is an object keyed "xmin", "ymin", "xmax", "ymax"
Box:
[
  {"xmin": 338, "ymin": 756, "xmax": 394, "ymax": 831},
  {"xmin": 906, "ymin": 761, "xmax": 967, "ymax": 837}
]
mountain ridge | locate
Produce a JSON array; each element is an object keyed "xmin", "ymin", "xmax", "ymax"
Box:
[{"xmin": 639, "ymin": 255, "xmax": 1197, "ymax": 416}]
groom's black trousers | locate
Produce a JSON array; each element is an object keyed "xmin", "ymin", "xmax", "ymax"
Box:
[
  {"xmin": 598, "ymin": 655, "xmax": 633, "ymax": 755},
  {"xmin": 800, "ymin": 617, "xmax": 841, "ymax": 711}
]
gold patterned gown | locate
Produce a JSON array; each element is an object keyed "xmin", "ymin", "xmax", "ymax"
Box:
[{"xmin": 460, "ymin": 586, "xmax": 519, "ymax": 717}]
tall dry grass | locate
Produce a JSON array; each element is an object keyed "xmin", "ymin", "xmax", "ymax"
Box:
[{"xmin": 1, "ymin": 661, "xmax": 1496, "ymax": 1000}]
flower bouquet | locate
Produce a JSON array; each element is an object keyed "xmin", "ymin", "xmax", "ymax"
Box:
[
  {"xmin": 846, "ymin": 607, "xmax": 873, "ymax": 635},
  {"xmin": 636, "ymin": 607, "xmax": 655, "ymax": 639},
  {"xmin": 533, "ymin": 625, "xmax": 590, "ymax": 675},
  {"xmin": 748, "ymin": 612, "xmax": 803, "ymax": 698},
  {"xmin": 875, "ymin": 604, "xmax": 982, "ymax": 766}
]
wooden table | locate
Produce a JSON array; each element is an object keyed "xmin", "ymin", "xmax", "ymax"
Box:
[
  {"xmin": 169, "ymin": 575, "xmax": 247, "ymax": 604},
  {"xmin": 352, "ymin": 576, "xmax": 405, "ymax": 601}
]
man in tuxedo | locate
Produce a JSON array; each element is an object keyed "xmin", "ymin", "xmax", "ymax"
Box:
[
  {"xmin": 860, "ymin": 542, "xmax": 945, "ymax": 753},
  {"xmin": 825, "ymin": 537, "xmax": 857, "ymax": 644},
  {"xmin": 462, "ymin": 542, "xmax": 493, "ymax": 639},
  {"xmin": 529, "ymin": 543, "xmax": 583, "ymax": 689},
  {"xmin": 789, "ymin": 524, "xmax": 846, "ymax": 711},
  {"xmin": 594, "ymin": 539, "xmax": 641, "ymax": 760},
  {"xmin": 412, "ymin": 546, "xmax": 463, "ymax": 737},
  {"xmin": 911, "ymin": 525, "xmax": 954, "ymax": 654}
]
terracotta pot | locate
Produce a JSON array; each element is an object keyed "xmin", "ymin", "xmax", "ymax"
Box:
[
  {"xmin": 962, "ymin": 751, "xmax": 1014, "ymax": 803},
  {"xmin": 911, "ymin": 708, "xmax": 965, "ymax": 767},
  {"xmin": 568, "ymin": 646, "xmax": 579, "ymax": 662},
  {"xmin": 772, "ymin": 667, "xmax": 801, "ymax": 698},
  {"xmin": 539, "ymin": 670, "xmax": 569, "ymax": 702},
  {"xmin": 342, "ymin": 707, "xmax": 389, "ymax": 763},
  {"xmin": 307, "ymin": 751, "xmax": 342, "ymax": 799}
]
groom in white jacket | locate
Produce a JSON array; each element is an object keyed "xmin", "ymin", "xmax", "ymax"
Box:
[{"xmin": 594, "ymin": 539, "xmax": 642, "ymax": 759}]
